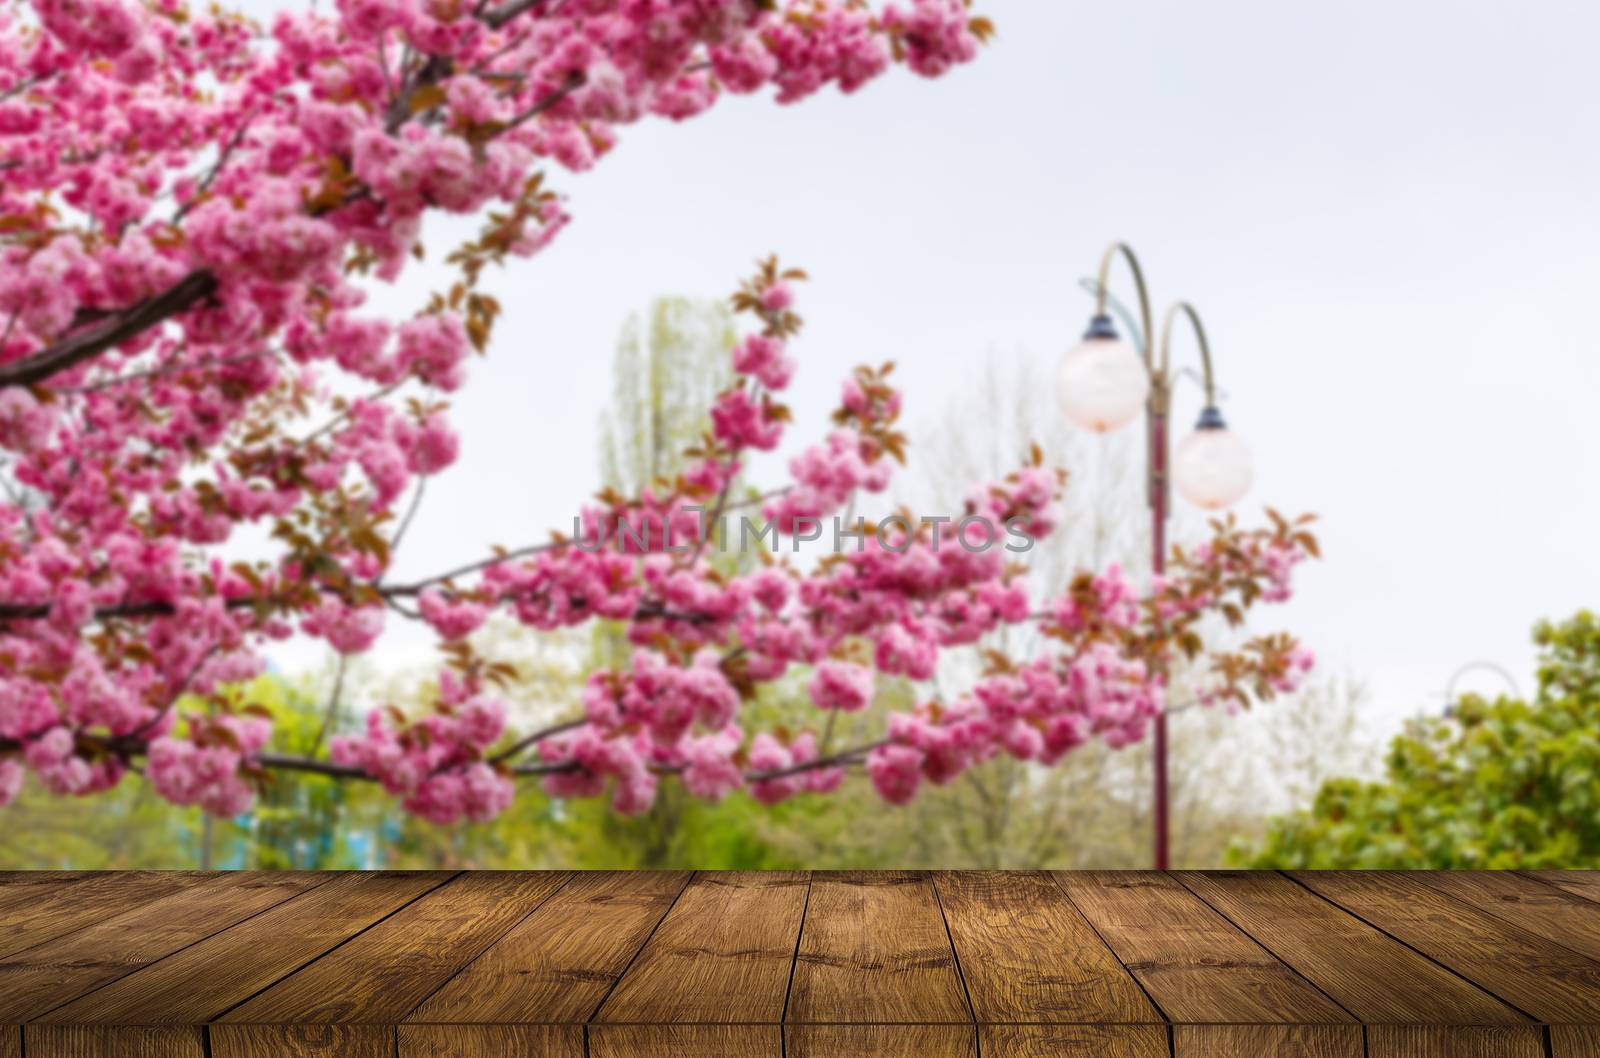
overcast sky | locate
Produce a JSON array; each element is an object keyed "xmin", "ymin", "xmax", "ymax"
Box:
[{"xmin": 249, "ymin": 0, "xmax": 1600, "ymax": 722}]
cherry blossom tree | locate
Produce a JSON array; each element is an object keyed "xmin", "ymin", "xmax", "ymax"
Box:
[{"xmin": 0, "ymin": 0, "xmax": 1317, "ymax": 824}]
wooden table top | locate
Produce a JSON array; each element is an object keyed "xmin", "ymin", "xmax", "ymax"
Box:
[{"xmin": 1, "ymin": 870, "xmax": 1598, "ymax": 1057}]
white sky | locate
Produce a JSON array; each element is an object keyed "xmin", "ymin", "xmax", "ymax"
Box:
[{"xmin": 247, "ymin": 0, "xmax": 1600, "ymax": 722}]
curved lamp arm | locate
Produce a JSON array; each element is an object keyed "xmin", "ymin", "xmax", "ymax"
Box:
[
  {"xmin": 1157, "ymin": 300, "xmax": 1217, "ymax": 409},
  {"xmin": 1092, "ymin": 241, "xmax": 1155, "ymax": 369}
]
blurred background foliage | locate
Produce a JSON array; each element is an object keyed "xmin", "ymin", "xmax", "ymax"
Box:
[
  {"xmin": 2, "ymin": 299, "xmax": 1589, "ymax": 870},
  {"xmin": 1234, "ymin": 610, "xmax": 1600, "ymax": 868}
]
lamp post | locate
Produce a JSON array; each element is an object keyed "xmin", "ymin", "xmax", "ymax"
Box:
[
  {"xmin": 1056, "ymin": 242, "xmax": 1253, "ymax": 870},
  {"xmin": 1441, "ymin": 661, "xmax": 1522, "ymax": 717}
]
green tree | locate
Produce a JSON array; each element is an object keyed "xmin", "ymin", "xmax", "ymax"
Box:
[
  {"xmin": 1235, "ymin": 611, "xmax": 1600, "ymax": 868},
  {"xmin": 600, "ymin": 296, "xmax": 736, "ymax": 493}
]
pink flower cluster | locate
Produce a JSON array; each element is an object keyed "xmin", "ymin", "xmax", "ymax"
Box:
[
  {"xmin": 21, "ymin": 725, "xmax": 125, "ymax": 797},
  {"xmin": 419, "ymin": 588, "xmax": 489, "ymax": 641},
  {"xmin": 147, "ymin": 714, "xmax": 272, "ymax": 818},
  {"xmin": 860, "ymin": 641, "xmax": 1163, "ymax": 803},
  {"xmin": 731, "ymin": 333, "xmax": 796, "ymax": 390},
  {"xmin": 1053, "ymin": 563, "xmax": 1142, "ymax": 633},
  {"xmin": 711, "ymin": 389, "xmax": 784, "ymax": 451},
  {"xmin": 583, "ymin": 650, "xmax": 740, "ymax": 744},
  {"xmin": 538, "ymin": 725, "xmax": 658, "ymax": 816},
  {"xmin": 329, "ymin": 675, "xmax": 513, "ymax": 823},
  {"xmin": 765, "ymin": 429, "xmax": 893, "ymax": 534},
  {"xmin": 1274, "ymin": 644, "xmax": 1317, "ymax": 692},
  {"xmin": 808, "ymin": 660, "xmax": 875, "ymax": 712},
  {"xmin": 33, "ymin": 0, "xmax": 143, "ymax": 60},
  {"xmin": 883, "ymin": 0, "xmax": 983, "ymax": 78},
  {"xmin": 747, "ymin": 731, "xmax": 843, "ymax": 804}
]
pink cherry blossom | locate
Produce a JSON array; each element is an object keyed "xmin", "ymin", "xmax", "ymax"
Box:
[
  {"xmin": 808, "ymin": 660, "xmax": 875, "ymax": 712},
  {"xmin": 867, "ymin": 743, "xmax": 923, "ymax": 805},
  {"xmin": 0, "ymin": 0, "xmax": 1321, "ymax": 825}
]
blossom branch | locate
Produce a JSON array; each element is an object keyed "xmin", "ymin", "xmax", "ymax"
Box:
[{"xmin": 0, "ymin": 270, "xmax": 219, "ymax": 391}]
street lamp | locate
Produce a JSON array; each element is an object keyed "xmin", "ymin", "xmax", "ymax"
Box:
[{"xmin": 1056, "ymin": 241, "xmax": 1252, "ymax": 870}]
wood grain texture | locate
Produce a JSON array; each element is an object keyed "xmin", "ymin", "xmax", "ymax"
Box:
[
  {"xmin": 24, "ymin": 1025, "xmax": 205, "ymax": 1058},
  {"xmin": 1522, "ymin": 870, "xmax": 1600, "ymax": 906},
  {"xmin": 397, "ymin": 1024, "xmax": 583, "ymax": 1057},
  {"xmin": 1551, "ymin": 1025, "xmax": 1600, "ymax": 1058},
  {"xmin": 1177, "ymin": 871, "xmax": 1525, "ymax": 1024},
  {"xmin": 4, "ymin": 869, "xmax": 1599, "ymax": 1053},
  {"xmin": 40, "ymin": 871, "xmax": 450, "ymax": 1025},
  {"xmin": 211, "ymin": 1024, "xmax": 392, "ymax": 1058},
  {"xmin": 412, "ymin": 871, "xmax": 689, "ymax": 1024},
  {"xmin": 1416, "ymin": 870, "xmax": 1600, "ymax": 962},
  {"xmin": 595, "ymin": 872, "xmax": 807, "ymax": 1025},
  {"xmin": 0, "ymin": 871, "xmax": 211, "ymax": 959},
  {"xmin": 980, "ymin": 1024, "xmax": 1169, "ymax": 1058},
  {"xmin": 0, "ymin": 873, "xmax": 92, "ymax": 921},
  {"xmin": 1052, "ymin": 871, "xmax": 1352, "ymax": 1024},
  {"xmin": 1366, "ymin": 1025, "xmax": 1545, "ymax": 1058},
  {"xmin": 588, "ymin": 1024, "xmax": 781, "ymax": 1058},
  {"xmin": 1292, "ymin": 870, "xmax": 1600, "ymax": 1023},
  {"xmin": 1172, "ymin": 1025, "xmax": 1362, "ymax": 1057},
  {"xmin": 786, "ymin": 871, "xmax": 970, "ymax": 1025},
  {"xmin": 786, "ymin": 1024, "xmax": 975, "ymax": 1058},
  {"xmin": 933, "ymin": 871, "xmax": 1159, "ymax": 1024},
  {"xmin": 218, "ymin": 872, "xmax": 568, "ymax": 1025},
  {"xmin": 0, "ymin": 872, "xmax": 323, "ymax": 1021}
]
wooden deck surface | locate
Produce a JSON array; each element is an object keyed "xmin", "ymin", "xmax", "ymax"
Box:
[{"xmin": 2, "ymin": 870, "xmax": 1599, "ymax": 1057}]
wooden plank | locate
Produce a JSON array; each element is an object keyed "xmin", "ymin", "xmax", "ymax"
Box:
[
  {"xmin": 932, "ymin": 871, "xmax": 1159, "ymax": 1024},
  {"xmin": 785, "ymin": 871, "xmax": 970, "ymax": 1025},
  {"xmin": 1177, "ymin": 871, "xmax": 1525, "ymax": 1024},
  {"xmin": 39, "ymin": 871, "xmax": 451, "ymax": 1025},
  {"xmin": 412, "ymin": 871, "xmax": 689, "ymax": 1024},
  {"xmin": 1366, "ymin": 1025, "xmax": 1545, "ymax": 1058},
  {"xmin": 0, "ymin": 872, "xmax": 324, "ymax": 1021},
  {"xmin": 1052, "ymin": 871, "xmax": 1351, "ymax": 1024},
  {"xmin": 0, "ymin": 1025, "xmax": 17, "ymax": 1058},
  {"xmin": 980, "ymin": 1024, "xmax": 1169, "ymax": 1058},
  {"xmin": 398, "ymin": 1024, "xmax": 583, "ymax": 1057},
  {"xmin": 786, "ymin": 1024, "xmax": 975, "ymax": 1057},
  {"xmin": 1173, "ymin": 1025, "xmax": 1362, "ymax": 1057},
  {"xmin": 595, "ymin": 872, "xmax": 807, "ymax": 1026},
  {"xmin": 1418, "ymin": 871, "xmax": 1600, "ymax": 962},
  {"xmin": 588, "ymin": 1024, "xmax": 780, "ymax": 1058},
  {"xmin": 218, "ymin": 872, "xmax": 568, "ymax": 1026},
  {"xmin": 1292, "ymin": 870, "xmax": 1600, "ymax": 1023},
  {"xmin": 0, "ymin": 872, "xmax": 92, "ymax": 920},
  {"xmin": 1551, "ymin": 1025, "xmax": 1600, "ymax": 1058},
  {"xmin": 24, "ymin": 1025, "xmax": 204, "ymax": 1058},
  {"xmin": 211, "ymin": 1024, "xmax": 391, "ymax": 1058},
  {"xmin": 0, "ymin": 871, "xmax": 210, "ymax": 959},
  {"xmin": 1522, "ymin": 870, "xmax": 1600, "ymax": 905}
]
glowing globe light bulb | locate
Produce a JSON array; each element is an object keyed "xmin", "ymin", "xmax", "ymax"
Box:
[
  {"xmin": 1174, "ymin": 406, "xmax": 1252, "ymax": 510},
  {"xmin": 1055, "ymin": 314, "xmax": 1150, "ymax": 433}
]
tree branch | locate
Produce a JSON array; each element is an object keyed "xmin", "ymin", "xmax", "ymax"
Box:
[
  {"xmin": 746, "ymin": 740, "xmax": 886, "ymax": 782},
  {"xmin": 487, "ymin": 716, "xmax": 583, "ymax": 763},
  {"xmin": 250, "ymin": 751, "xmax": 374, "ymax": 780},
  {"xmin": 53, "ymin": 347, "xmax": 278, "ymax": 396},
  {"xmin": 0, "ymin": 71, "xmax": 54, "ymax": 104},
  {"xmin": 479, "ymin": 0, "xmax": 551, "ymax": 30},
  {"xmin": 500, "ymin": 70, "xmax": 585, "ymax": 133},
  {"xmin": 0, "ymin": 270, "xmax": 218, "ymax": 390},
  {"xmin": 174, "ymin": 114, "xmax": 255, "ymax": 222},
  {"xmin": 310, "ymin": 655, "xmax": 349, "ymax": 754}
]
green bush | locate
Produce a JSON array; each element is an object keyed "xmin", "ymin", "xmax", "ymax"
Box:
[{"xmin": 1234, "ymin": 610, "xmax": 1600, "ymax": 868}]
